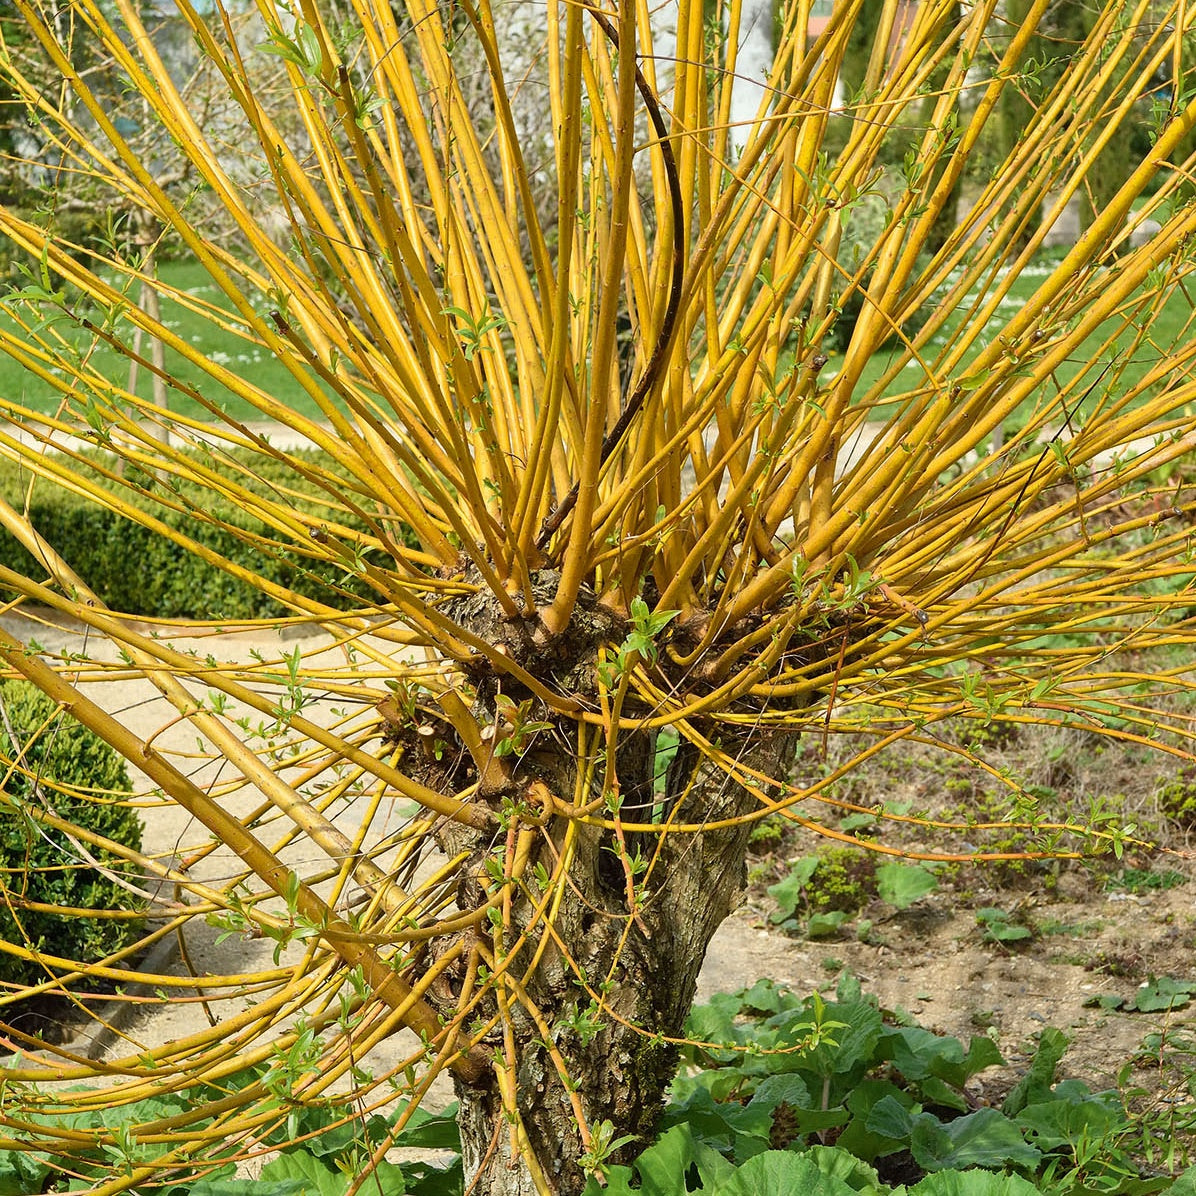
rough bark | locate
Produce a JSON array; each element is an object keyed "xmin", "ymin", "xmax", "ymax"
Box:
[
  {"xmin": 380, "ymin": 576, "xmax": 800, "ymax": 1193},
  {"xmin": 447, "ymin": 734, "xmax": 794, "ymax": 1195}
]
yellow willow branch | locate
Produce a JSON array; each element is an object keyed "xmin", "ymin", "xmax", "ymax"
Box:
[
  {"xmin": 547, "ymin": 0, "xmax": 642, "ymax": 633},
  {"xmin": 0, "ymin": 627, "xmax": 490, "ymax": 1082}
]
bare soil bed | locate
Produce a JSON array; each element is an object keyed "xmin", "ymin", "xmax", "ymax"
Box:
[
  {"xmin": 715, "ymin": 719, "xmax": 1196, "ymax": 1131},
  {"xmin": 705, "ymin": 877, "xmax": 1196, "ymax": 1108}
]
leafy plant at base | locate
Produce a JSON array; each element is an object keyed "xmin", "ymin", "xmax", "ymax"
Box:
[
  {"xmin": 6, "ymin": 1062, "xmax": 463, "ymax": 1194},
  {"xmin": 0, "ymin": 680, "xmax": 143, "ymax": 993},
  {"xmin": 622, "ymin": 979, "xmax": 1196, "ymax": 1195},
  {"xmin": 11, "ymin": 982, "xmax": 1191, "ymax": 1196},
  {"xmin": 0, "ymin": 0, "xmax": 1196, "ymax": 1192}
]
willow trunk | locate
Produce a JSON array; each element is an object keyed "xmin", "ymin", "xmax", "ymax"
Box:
[{"xmin": 438, "ymin": 730, "xmax": 793, "ymax": 1194}]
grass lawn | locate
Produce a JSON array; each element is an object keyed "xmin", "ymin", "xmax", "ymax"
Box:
[
  {"xmin": 2, "ymin": 247, "xmax": 1191, "ymax": 437},
  {"xmin": 0, "ymin": 256, "xmax": 332, "ymax": 425},
  {"xmin": 832, "ymin": 252, "xmax": 1196, "ymax": 435}
]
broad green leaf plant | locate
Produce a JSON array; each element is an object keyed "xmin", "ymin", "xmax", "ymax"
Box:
[{"xmin": 0, "ymin": 0, "xmax": 1194, "ymax": 1191}]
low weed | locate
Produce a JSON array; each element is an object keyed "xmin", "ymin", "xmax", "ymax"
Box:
[
  {"xmin": 1108, "ymin": 868, "xmax": 1188, "ymax": 894},
  {"xmin": 5, "ymin": 1061, "xmax": 463, "ymax": 1195},
  {"xmin": 976, "ymin": 906, "xmax": 1035, "ymax": 946},
  {"xmin": 767, "ymin": 853, "xmax": 939, "ymax": 939},
  {"xmin": 1083, "ymin": 976, "xmax": 1196, "ymax": 1014},
  {"xmin": 587, "ymin": 976, "xmax": 1196, "ymax": 1195},
  {"xmin": 11, "ymin": 979, "xmax": 1196, "ymax": 1194},
  {"xmin": 1156, "ymin": 774, "xmax": 1196, "ymax": 830}
]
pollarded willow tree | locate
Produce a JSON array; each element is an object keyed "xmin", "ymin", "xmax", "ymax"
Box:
[{"xmin": 0, "ymin": 0, "xmax": 1195, "ymax": 1191}]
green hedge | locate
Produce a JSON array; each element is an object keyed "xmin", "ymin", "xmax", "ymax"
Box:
[
  {"xmin": 0, "ymin": 681, "xmax": 144, "ymax": 990},
  {"xmin": 0, "ymin": 449, "xmax": 395, "ymax": 620}
]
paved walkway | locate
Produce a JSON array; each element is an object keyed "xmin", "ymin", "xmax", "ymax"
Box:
[{"xmin": 2, "ymin": 412, "xmax": 1175, "ymax": 496}]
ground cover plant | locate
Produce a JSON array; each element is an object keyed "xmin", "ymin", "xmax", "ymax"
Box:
[
  {"xmin": 0, "ymin": 258, "xmax": 328, "ymax": 423},
  {"xmin": 8, "ymin": 977, "xmax": 1194, "ymax": 1194},
  {"xmin": 1, "ymin": 0, "xmax": 1196, "ymax": 1192}
]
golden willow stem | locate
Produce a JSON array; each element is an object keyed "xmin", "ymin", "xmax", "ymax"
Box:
[
  {"xmin": 512, "ymin": 0, "xmax": 584, "ymax": 559},
  {"xmin": 0, "ymin": 554, "xmax": 491, "ymax": 829},
  {"xmin": 0, "ymin": 628, "xmax": 488, "ymax": 1082},
  {"xmin": 547, "ymin": 0, "xmax": 641, "ymax": 632}
]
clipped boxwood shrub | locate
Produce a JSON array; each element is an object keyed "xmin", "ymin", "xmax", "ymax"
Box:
[
  {"xmin": 0, "ymin": 205, "xmax": 112, "ymax": 286},
  {"xmin": 0, "ymin": 449, "xmax": 399, "ymax": 620},
  {"xmin": 0, "ymin": 681, "xmax": 144, "ymax": 990}
]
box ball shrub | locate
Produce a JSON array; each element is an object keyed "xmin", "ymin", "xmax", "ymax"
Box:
[
  {"xmin": 0, "ymin": 681, "xmax": 145, "ymax": 991},
  {"xmin": 0, "ymin": 451, "xmax": 402, "ymax": 620}
]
